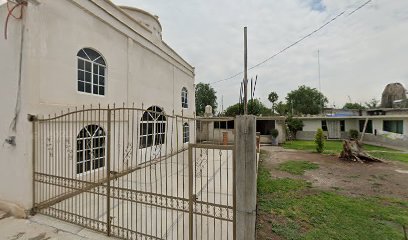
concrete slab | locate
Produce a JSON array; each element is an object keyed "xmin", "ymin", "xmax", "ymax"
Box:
[{"xmin": 0, "ymin": 216, "xmax": 84, "ymax": 240}]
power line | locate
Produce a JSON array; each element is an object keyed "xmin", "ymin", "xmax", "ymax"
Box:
[
  {"xmin": 209, "ymin": 0, "xmax": 372, "ymax": 85},
  {"xmin": 348, "ymin": 0, "xmax": 372, "ymax": 16}
]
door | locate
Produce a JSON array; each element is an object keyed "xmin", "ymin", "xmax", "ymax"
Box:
[{"xmin": 327, "ymin": 120, "xmax": 341, "ymax": 139}]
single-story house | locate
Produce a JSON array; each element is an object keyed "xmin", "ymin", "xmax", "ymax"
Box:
[
  {"xmin": 196, "ymin": 112, "xmax": 286, "ymax": 145},
  {"xmin": 295, "ymin": 108, "xmax": 408, "ymax": 149}
]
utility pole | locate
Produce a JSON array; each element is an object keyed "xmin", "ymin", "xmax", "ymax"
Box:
[
  {"xmin": 244, "ymin": 27, "xmax": 248, "ymax": 115},
  {"xmin": 318, "ymin": 50, "xmax": 321, "ymax": 94},
  {"xmin": 221, "ymin": 95, "xmax": 224, "ymax": 113},
  {"xmin": 318, "ymin": 49, "xmax": 322, "ymax": 114}
]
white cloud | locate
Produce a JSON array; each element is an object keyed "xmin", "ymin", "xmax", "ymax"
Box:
[{"xmin": 114, "ymin": 0, "xmax": 408, "ymax": 109}]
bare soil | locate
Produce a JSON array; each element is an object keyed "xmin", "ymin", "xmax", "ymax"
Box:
[
  {"xmin": 261, "ymin": 146, "xmax": 408, "ymax": 199},
  {"xmin": 257, "ymin": 146, "xmax": 408, "ymax": 239}
]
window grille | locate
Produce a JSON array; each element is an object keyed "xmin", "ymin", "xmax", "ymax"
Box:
[
  {"xmin": 76, "ymin": 125, "xmax": 105, "ymax": 174},
  {"xmin": 181, "ymin": 87, "xmax": 188, "ymax": 108},
  {"xmin": 140, "ymin": 106, "xmax": 166, "ymax": 148},
  {"xmin": 77, "ymin": 48, "xmax": 106, "ymax": 96},
  {"xmin": 183, "ymin": 122, "xmax": 190, "ymax": 143}
]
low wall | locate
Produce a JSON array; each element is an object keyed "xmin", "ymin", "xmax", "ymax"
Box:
[
  {"xmin": 296, "ymin": 131, "xmax": 315, "ymax": 140},
  {"xmin": 362, "ymin": 134, "xmax": 408, "ymax": 149},
  {"xmin": 259, "ymin": 135, "xmax": 285, "ymax": 144}
]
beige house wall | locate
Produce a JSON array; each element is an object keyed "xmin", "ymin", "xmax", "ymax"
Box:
[
  {"xmin": 0, "ymin": 0, "xmax": 195, "ymax": 210},
  {"xmin": 0, "ymin": 4, "xmax": 31, "ymax": 211}
]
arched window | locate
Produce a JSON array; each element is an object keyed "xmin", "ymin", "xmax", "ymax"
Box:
[
  {"xmin": 76, "ymin": 125, "xmax": 106, "ymax": 174},
  {"xmin": 140, "ymin": 106, "xmax": 166, "ymax": 148},
  {"xmin": 183, "ymin": 123, "xmax": 190, "ymax": 143},
  {"xmin": 77, "ymin": 48, "xmax": 106, "ymax": 96},
  {"xmin": 181, "ymin": 87, "xmax": 188, "ymax": 108}
]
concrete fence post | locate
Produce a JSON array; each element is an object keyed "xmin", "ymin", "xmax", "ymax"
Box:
[{"xmin": 235, "ymin": 115, "xmax": 257, "ymax": 240}]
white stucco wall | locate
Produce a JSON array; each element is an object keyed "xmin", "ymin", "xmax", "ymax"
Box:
[
  {"xmin": 120, "ymin": 6, "xmax": 162, "ymax": 41},
  {"xmin": 344, "ymin": 119, "xmax": 358, "ymax": 132},
  {"xmin": 301, "ymin": 119, "xmax": 322, "ymax": 131},
  {"xmin": 0, "ymin": 0, "xmax": 195, "ymax": 210},
  {"xmin": 0, "ymin": 3, "xmax": 33, "ymax": 210},
  {"xmin": 405, "ymin": 119, "xmax": 408, "ymax": 136}
]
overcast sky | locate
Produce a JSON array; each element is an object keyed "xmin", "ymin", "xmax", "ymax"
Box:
[
  {"xmin": 112, "ymin": 0, "xmax": 408, "ymax": 110},
  {"xmin": 4, "ymin": 0, "xmax": 407, "ymax": 110}
]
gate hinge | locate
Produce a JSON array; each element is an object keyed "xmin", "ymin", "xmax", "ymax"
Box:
[{"xmin": 192, "ymin": 194, "xmax": 198, "ymax": 202}]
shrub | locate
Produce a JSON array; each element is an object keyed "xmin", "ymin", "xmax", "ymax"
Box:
[
  {"xmin": 349, "ymin": 129, "xmax": 359, "ymax": 139},
  {"xmin": 286, "ymin": 117, "xmax": 304, "ymax": 139},
  {"xmin": 271, "ymin": 129, "xmax": 279, "ymax": 138},
  {"xmin": 315, "ymin": 128, "xmax": 325, "ymax": 153}
]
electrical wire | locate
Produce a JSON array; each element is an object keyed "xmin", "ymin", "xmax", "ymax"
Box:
[
  {"xmin": 209, "ymin": 0, "xmax": 372, "ymax": 85},
  {"xmin": 4, "ymin": 0, "xmax": 27, "ymax": 40},
  {"xmin": 348, "ymin": 0, "xmax": 372, "ymax": 16}
]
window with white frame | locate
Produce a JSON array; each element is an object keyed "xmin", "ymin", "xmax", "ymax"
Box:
[
  {"xmin": 76, "ymin": 125, "xmax": 106, "ymax": 174},
  {"xmin": 183, "ymin": 123, "xmax": 190, "ymax": 143},
  {"xmin": 181, "ymin": 87, "xmax": 188, "ymax": 108},
  {"xmin": 77, "ymin": 48, "xmax": 106, "ymax": 96},
  {"xmin": 140, "ymin": 106, "xmax": 166, "ymax": 148}
]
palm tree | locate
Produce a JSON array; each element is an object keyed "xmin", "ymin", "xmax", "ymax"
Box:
[{"xmin": 268, "ymin": 92, "xmax": 279, "ymax": 115}]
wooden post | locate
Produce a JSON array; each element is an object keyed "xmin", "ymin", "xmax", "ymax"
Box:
[
  {"xmin": 235, "ymin": 115, "xmax": 257, "ymax": 240},
  {"xmin": 360, "ymin": 118, "xmax": 368, "ymax": 142}
]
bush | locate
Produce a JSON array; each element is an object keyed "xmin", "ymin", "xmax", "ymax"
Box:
[
  {"xmin": 315, "ymin": 128, "xmax": 325, "ymax": 153},
  {"xmin": 286, "ymin": 117, "xmax": 304, "ymax": 139},
  {"xmin": 349, "ymin": 129, "xmax": 359, "ymax": 139},
  {"xmin": 271, "ymin": 129, "xmax": 279, "ymax": 138}
]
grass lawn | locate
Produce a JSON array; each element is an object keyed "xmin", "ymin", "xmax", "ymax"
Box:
[
  {"xmin": 277, "ymin": 161, "xmax": 319, "ymax": 175},
  {"xmin": 257, "ymin": 165, "xmax": 408, "ymax": 240},
  {"xmin": 283, "ymin": 140, "xmax": 408, "ymax": 163},
  {"xmin": 370, "ymin": 152, "xmax": 408, "ymax": 164}
]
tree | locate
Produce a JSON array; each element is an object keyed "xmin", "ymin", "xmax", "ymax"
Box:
[
  {"xmin": 224, "ymin": 103, "xmax": 241, "ymax": 117},
  {"xmin": 268, "ymin": 92, "xmax": 279, "ymax": 114},
  {"xmin": 224, "ymin": 99, "xmax": 271, "ymax": 117},
  {"xmin": 195, "ymin": 83, "xmax": 217, "ymax": 116},
  {"xmin": 275, "ymin": 101, "xmax": 289, "ymax": 116},
  {"xmin": 343, "ymin": 102, "xmax": 366, "ymax": 110},
  {"xmin": 286, "ymin": 85, "xmax": 328, "ymax": 115},
  {"xmin": 286, "ymin": 117, "xmax": 304, "ymax": 139},
  {"xmin": 365, "ymin": 98, "xmax": 379, "ymax": 109}
]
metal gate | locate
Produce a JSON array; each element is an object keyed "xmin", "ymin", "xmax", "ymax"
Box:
[{"xmin": 31, "ymin": 106, "xmax": 236, "ymax": 239}]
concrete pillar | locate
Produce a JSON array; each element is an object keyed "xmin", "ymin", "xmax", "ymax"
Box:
[{"xmin": 235, "ymin": 115, "xmax": 257, "ymax": 240}]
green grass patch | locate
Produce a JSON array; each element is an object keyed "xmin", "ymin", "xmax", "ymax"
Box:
[
  {"xmin": 258, "ymin": 167, "xmax": 310, "ymax": 195},
  {"xmin": 271, "ymin": 220, "xmax": 303, "ymax": 240},
  {"xmin": 282, "ymin": 140, "xmax": 407, "ymax": 164},
  {"xmin": 283, "ymin": 140, "xmax": 398, "ymax": 154},
  {"xmin": 370, "ymin": 152, "xmax": 408, "ymax": 164},
  {"xmin": 257, "ymin": 164, "xmax": 408, "ymax": 240},
  {"xmin": 277, "ymin": 160, "xmax": 319, "ymax": 175}
]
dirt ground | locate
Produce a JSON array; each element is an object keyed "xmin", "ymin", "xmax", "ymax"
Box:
[
  {"xmin": 261, "ymin": 146, "xmax": 408, "ymax": 201},
  {"xmin": 257, "ymin": 146, "xmax": 408, "ymax": 240}
]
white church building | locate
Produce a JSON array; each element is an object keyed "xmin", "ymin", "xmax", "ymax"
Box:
[{"xmin": 0, "ymin": 0, "xmax": 195, "ymax": 214}]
